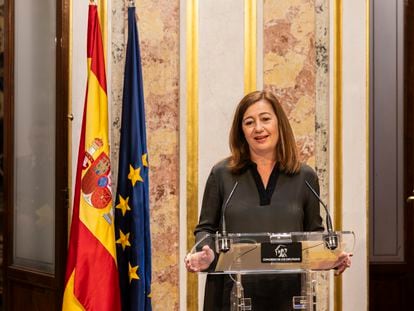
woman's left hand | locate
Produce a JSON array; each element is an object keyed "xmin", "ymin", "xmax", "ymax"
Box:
[{"xmin": 333, "ymin": 252, "xmax": 353, "ymax": 275}]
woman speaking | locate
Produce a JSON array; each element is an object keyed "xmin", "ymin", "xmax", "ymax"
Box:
[{"xmin": 185, "ymin": 90, "xmax": 351, "ymax": 310}]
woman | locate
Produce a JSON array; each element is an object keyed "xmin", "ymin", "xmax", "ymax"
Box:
[{"xmin": 185, "ymin": 90, "xmax": 351, "ymax": 310}]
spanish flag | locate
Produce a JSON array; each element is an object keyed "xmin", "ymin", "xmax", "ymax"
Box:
[{"xmin": 63, "ymin": 3, "xmax": 121, "ymax": 310}]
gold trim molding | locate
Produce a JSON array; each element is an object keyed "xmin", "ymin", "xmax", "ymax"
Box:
[
  {"xmin": 186, "ymin": 0, "xmax": 199, "ymax": 310},
  {"xmin": 333, "ymin": 0, "xmax": 343, "ymax": 310},
  {"xmin": 244, "ymin": 0, "xmax": 257, "ymax": 94}
]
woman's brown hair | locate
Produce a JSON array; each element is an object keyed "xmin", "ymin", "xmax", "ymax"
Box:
[{"xmin": 228, "ymin": 90, "xmax": 301, "ymax": 174}]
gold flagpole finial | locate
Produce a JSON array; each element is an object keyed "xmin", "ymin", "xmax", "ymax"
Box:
[
  {"xmin": 89, "ymin": 0, "xmax": 97, "ymax": 5},
  {"xmin": 128, "ymin": 0, "xmax": 135, "ymax": 8}
]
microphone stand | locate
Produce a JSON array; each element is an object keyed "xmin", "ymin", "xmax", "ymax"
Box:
[
  {"xmin": 305, "ymin": 181, "xmax": 338, "ymax": 250},
  {"xmin": 217, "ymin": 181, "xmax": 239, "ymax": 253}
]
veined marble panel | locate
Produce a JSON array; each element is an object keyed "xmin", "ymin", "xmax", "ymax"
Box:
[
  {"xmin": 315, "ymin": 0, "xmax": 329, "ymax": 203},
  {"xmin": 263, "ymin": 0, "xmax": 329, "ymax": 198},
  {"xmin": 264, "ymin": 0, "xmax": 317, "ymax": 165}
]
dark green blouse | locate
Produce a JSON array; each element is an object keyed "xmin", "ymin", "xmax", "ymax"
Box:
[
  {"xmin": 195, "ymin": 158, "xmax": 323, "ymax": 238},
  {"xmin": 194, "ymin": 158, "xmax": 324, "ymax": 311}
]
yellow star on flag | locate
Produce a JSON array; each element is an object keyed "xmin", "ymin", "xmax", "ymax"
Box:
[
  {"xmin": 116, "ymin": 230, "xmax": 131, "ymax": 251},
  {"xmin": 129, "ymin": 263, "xmax": 140, "ymax": 283},
  {"xmin": 115, "ymin": 195, "xmax": 131, "ymax": 216},
  {"xmin": 128, "ymin": 164, "xmax": 143, "ymax": 186},
  {"xmin": 142, "ymin": 153, "xmax": 148, "ymax": 167}
]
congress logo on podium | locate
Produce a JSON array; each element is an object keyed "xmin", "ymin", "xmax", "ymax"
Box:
[
  {"xmin": 274, "ymin": 245, "xmax": 288, "ymax": 258},
  {"xmin": 261, "ymin": 242, "xmax": 302, "ymax": 263}
]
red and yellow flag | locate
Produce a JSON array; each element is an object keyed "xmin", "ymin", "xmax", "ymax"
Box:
[{"xmin": 63, "ymin": 3, "xmax": 120, "ymax": 310}]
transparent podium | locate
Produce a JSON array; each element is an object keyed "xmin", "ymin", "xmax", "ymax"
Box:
[{"xmin": 190, "ymin": 231, "xmax": 355, "ymax": 311}]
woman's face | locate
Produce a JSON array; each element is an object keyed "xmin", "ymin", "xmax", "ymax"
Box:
[{"xmin": 241, "ymin": 100, "xmax": 279, "ymax": 159}]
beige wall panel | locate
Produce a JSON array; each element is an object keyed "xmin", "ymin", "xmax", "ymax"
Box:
[{"xmin": 341, "ymin": 0, "xmax": 368, "ymax": 310}]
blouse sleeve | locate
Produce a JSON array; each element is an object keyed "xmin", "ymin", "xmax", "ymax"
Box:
[
  {"xmin": 194, "ymin": 169, "xmax": 223, "ymax": 248},
  {"xmin": 303, "ymin": 169, "xmax": 324, "ymax": 232}
]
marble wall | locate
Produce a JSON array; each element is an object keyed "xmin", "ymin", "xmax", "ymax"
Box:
[
  {"xmin": 111, "ymin": 1, "xmax": 180, "ymax": 310},
  {"xmin": 109, "ymin": 1, "xmax": 328, "ymax": 310},
  {"xmin": 263, "ymin": 0, "xmax": 329, "ymax": 199},
  {"xmin": 264, "ymin": 0, "xmax": 317, "ymax": 165}
]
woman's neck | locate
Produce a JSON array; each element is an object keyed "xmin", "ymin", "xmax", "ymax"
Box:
[
  {"xmin": 250, "ymin": 153, "xmax": 277, "ymax": 167},
  {"xmin": 250, "ymin": 153, "xmax": 277, "ymax": 188}
]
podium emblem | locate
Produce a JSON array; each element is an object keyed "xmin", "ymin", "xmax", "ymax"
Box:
[{"xmin": 261, "ymin": 242, "xmax": 302, "ymax": 263}]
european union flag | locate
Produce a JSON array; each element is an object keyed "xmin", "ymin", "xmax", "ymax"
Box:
[{"xmin": 115, "ymin": 5, "xmax": 152, "ymax": 311}]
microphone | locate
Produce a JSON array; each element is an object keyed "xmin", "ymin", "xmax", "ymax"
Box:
[
  {"xmin": 305, "ymin": 180, "xmax": 338, "ymax": 250},
  {"xmin": 217, "ymin": 181, "xmax": 239, "ymax": 252}
]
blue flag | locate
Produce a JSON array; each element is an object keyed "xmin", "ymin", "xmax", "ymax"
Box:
[{"xmin": 115, "ymin": 5, "xmax": 152, "ymax": 311}]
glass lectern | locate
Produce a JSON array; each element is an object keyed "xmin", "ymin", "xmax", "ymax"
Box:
[{"xmin": 190, "ymin": 231, "xmax": 355, "ymax": 311}]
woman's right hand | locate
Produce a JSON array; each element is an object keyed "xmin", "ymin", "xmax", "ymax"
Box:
[{"xmin": 184, "ymin": 245, "xmax": 215, "ymax": 272}]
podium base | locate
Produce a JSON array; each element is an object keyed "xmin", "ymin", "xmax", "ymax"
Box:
[{"xmin": 230, "ymin": 274, "xmax": 252, "ymax": 311}]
